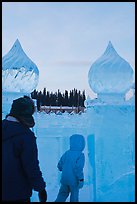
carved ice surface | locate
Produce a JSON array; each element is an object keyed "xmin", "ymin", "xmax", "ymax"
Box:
[
  {"xmin": 87, "ymin": 105, "xmax": 135, "ymax": 202},
  {"xmin": 88, "ymin": 41, "xmax": 133, "ymax": 94},
  {"xmin": 2, "ymin": 39, "xmax": 39, "ymax": 93}
]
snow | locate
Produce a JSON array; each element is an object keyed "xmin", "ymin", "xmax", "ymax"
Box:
[{"xmin": 2, "ymin": 39, "xmax": 39, "ymax": 93}]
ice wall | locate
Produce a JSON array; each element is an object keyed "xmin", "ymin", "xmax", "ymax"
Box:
[
  {"xmin": 31, "ymin": 111, "xmax": 94, "ymax": 202},
  {"xmin": 86, "ymin": 103, "xmax": 135, "ymax": 202}
]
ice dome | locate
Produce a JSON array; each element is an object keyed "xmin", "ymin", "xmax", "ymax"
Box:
[
  {"xmin": 2, "ymin": 39, "xmax": 39, "ymax": 93},
  {"xmin": 88, "ymin": 41, "xmax": 134, "ymax": 95}
]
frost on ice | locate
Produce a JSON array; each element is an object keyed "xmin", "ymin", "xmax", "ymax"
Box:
[{"xmin": 2, "ymin": 39, "xmax": 39, "ymax": 93}]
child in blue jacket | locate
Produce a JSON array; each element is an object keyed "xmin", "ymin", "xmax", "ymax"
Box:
[{"xmin": 55, "ymin": 134, "xmax": 85, "ymax": 202}]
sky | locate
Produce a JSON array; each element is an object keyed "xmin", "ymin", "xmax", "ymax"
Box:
[{"xmin": 2, "ymin": 2, "xmax": 135, "ymax": 98}]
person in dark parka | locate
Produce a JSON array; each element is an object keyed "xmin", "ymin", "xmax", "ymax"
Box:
[{"xmin": 2, "ymin": 96, "xmax": 47, "ymax": 202}]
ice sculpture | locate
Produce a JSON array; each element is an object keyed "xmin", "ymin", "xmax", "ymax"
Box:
[
  {"xmin": 87, "ymin": 42, "xmax": 135, "ymax": 202},
  {"xmin": 2, "ymin": 39, "xmax": 39, "ymax": 117},
  {"xmin": 2, "ymin": 39, "xmax": 39, "ymax": 93},
  {"xmin": 88, "ymin": 41, "xmax": 133, "ymax": 103}
]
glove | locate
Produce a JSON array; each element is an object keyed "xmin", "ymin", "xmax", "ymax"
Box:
[
  {"xmin": 38, "ymin": 189, "xmax": 47, "ymax": 202},
  {"xmin": 78, "ymin": 179, "xmax": 84, "ymax": 189}
]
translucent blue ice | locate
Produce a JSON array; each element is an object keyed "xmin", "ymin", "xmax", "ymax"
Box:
[{"xmin": 2, "ymin": 39, "xmax": 39, "ymax": 93}]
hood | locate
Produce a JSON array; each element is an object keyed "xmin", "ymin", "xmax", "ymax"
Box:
[
  {"xmin": 70, "ymin": 134, "xmax": 85, "ymax": 151},
  {"xmin": 2, "ymin": 119, "xmax": 29, "ymax": 142}
]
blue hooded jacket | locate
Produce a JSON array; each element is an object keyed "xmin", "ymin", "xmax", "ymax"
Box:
[
  {"xmin": 2, "ymin": 119, "xmax": 46, "ymax": 201},
  {"xmin": 57, "ymin": 134, "xmax": 85, "ymax": 186}
]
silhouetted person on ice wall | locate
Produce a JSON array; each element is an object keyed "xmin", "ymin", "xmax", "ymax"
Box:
[
  {"xmin": 2, "ymin": 96, "xmax": 47, "ymax": 202},
  {"xmin": 55, "ymin": 134, "xmax": 85, "ymax": 202}
]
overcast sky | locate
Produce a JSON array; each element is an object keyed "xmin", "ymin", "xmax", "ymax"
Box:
[{"xmin": 2, "ymin": 2, "xmax": 135, "ymax": 98}]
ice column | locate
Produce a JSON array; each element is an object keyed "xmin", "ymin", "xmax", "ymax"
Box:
[
  {"xmin": 2, "ymin": 39, "xmax": 39, "ymax": 117},
  {"xmin": 87, "ymin": 41, "xmax": 135, "ymax": 202}
]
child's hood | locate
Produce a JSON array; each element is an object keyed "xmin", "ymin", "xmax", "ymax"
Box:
[{"xmin": 70, "ymin": 134, "xmax": 85, "ymax": 151}]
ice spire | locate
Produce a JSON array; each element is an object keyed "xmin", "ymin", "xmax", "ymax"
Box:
[
  {"xmin": 102, "ymin": 41, "xmax": 118, "ymax": 56},
  {"xmin": 88, "ymin": 41, "xmax": 134, "ymax": 100},
  {"xmin": 2, "ymin": 39, "xmax": 39, "ymax": 93}
]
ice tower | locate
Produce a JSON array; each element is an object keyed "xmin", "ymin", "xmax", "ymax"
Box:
[
  {"xmin": 87, "ymin": 41, "xmax": 135, "ymax": 202},
  {"xmin": 2, "ymin": 39, "xmax": 39, "ymax": 116}
]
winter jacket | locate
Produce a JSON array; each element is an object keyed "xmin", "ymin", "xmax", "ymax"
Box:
[
  {"xmin": 2, "ymin": 119, "xmax": 46, "ymax": 201},
  {"xmin": 57, "ymin": 134, "xmax": 85, "ymax": 187}
]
